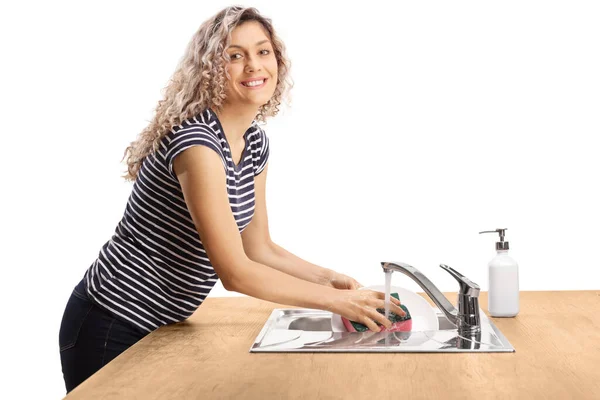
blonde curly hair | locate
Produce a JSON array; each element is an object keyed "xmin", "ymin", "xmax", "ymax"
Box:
[{"xmin": 121, "ymin": 5, "xmax": 293, "ymax": 181}]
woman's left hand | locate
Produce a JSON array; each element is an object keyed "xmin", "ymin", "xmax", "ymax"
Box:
[{"xmin": 326, "ymin": 271, "xmax": 364, "ymax": 290}]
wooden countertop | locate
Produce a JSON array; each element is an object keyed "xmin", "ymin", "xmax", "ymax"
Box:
[{"xmin": 65, "ymin": 290, "xmax": 600, "ymax": 399}]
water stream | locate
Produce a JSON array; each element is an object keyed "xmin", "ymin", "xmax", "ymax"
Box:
[
  {"xmin": 384, "ymin": 270, "xmax": 393, "ymax": 346},
  {"xmin": 384, "ymin": 270, "xmax": 393, "ymax": 320}
]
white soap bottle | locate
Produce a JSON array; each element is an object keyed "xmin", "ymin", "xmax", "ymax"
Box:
[{"xmin": 479, "ymin": 228, "xmax": 519, "ymax": 317}]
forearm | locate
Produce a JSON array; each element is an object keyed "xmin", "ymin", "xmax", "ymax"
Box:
[
  {"xmin": 227, "ymin": 257, "xmax": 338, "ymax": 310},
  {"xmin": 248, "ymin": 241, "xmax": 335, "ymax": 286}
]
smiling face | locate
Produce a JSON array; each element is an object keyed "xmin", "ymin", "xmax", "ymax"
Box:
[{"xmin": 224, "ymin": 21, "xmax": 278, "ymax": 109}]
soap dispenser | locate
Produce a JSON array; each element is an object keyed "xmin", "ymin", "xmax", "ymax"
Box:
[{"xmin": 479, "ymin": 228, "xmax": 519, "ymax": 317}]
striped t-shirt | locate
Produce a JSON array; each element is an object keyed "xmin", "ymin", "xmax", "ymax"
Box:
[{"xmin": 82, "ymin": 108, "xmax": 270, "ymax": 333}]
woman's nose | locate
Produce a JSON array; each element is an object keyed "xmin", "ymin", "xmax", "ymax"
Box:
[{"xmin": 245, "ymin": 55, "xmax": 262, "ymax": 72}]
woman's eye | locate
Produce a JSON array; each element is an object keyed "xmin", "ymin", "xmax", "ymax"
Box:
[{"xmin": 230, "ymin": 49, "xmax": 270, "ymax": 60}]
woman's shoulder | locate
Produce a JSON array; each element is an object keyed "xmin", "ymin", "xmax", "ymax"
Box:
[
  {"xmin": 246, "ymin": 121, "xmax": 268, "ymax": 143},
  {"xmin": 169, "ymin": 110, "xmax": 218, "ymax": 136},
  {"xmin": 163, "ymin": 110, "xmax": 222, "ymax": 148}
]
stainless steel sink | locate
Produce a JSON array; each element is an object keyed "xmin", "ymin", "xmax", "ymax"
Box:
[
  {"xmin": 250, "ymin": 307, "xmax": 515, "ymax": 353},
  {"xmin": 251, "ymin": 262, "xmax": 515, "ymax": 353}
]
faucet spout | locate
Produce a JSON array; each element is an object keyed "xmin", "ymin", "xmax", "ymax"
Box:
[{"xmin": 381, "ymin": 261, "xmax": 481, "ymax": 333}]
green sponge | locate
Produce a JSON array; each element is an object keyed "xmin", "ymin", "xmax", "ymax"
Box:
[{"xmin": 350, "ymin": 293, "xmax": 412, "ymax": 332}]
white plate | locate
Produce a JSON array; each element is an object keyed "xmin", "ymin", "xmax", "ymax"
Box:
[{"xmin": 330, "ymin": 285, "xmax": 440, "ymax": 332}]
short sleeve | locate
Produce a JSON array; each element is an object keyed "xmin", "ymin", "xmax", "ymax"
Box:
[
  {"xmin": 254, "ymin": 127, "xmax": 270, "ymax": 176},
  {"xmin": 164, "ymin": 125, "xmax": 226, "ymax": 180}
]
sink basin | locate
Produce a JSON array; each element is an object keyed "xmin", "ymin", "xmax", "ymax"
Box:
[{"xmin": 250, "ymin": 307, "xmax": 515, "ymax": 353}]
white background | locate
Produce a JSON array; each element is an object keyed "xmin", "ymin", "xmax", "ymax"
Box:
[{"xmin": 2, "ymin": 0, "xmax": 599, "ymax": 398}]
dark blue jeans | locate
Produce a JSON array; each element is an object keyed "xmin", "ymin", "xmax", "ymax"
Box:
[{"xmin": 59, "ymin": 279, "xmax": 149, "ymax": 393}]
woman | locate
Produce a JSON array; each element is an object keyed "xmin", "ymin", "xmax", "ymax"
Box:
[{"xmin": 58, "ymin": 5, "xmax": 406, "ymax": 394}]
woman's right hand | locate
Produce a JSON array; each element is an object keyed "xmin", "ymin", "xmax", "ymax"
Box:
[{"xmin": 324, "ymin": 289, "xmax": 407, "ymax": 332}]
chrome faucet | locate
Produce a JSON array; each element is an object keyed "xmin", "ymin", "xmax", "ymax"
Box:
[{"xmin": 381, "ymin": 262, "xmax": 481, "ymax": 334}]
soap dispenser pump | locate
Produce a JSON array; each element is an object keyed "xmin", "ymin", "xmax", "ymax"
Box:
[{"xmin": 479, "ymin": 228, "xmax": 519, "ymax": 317}]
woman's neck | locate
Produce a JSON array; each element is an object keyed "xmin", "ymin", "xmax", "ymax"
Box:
[{"xmin": 214, "ymin": 105, "xmax": 259, "ymax": 144}]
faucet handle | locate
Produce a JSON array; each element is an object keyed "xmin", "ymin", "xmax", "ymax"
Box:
[{"xmin": 439, "ymin": 264, "xmax": 480, "ymax": 297}]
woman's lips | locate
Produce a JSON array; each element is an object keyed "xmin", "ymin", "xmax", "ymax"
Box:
[{"xmin": 240, "ymin": 78, "xmax": 267, "ymax": 90}]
